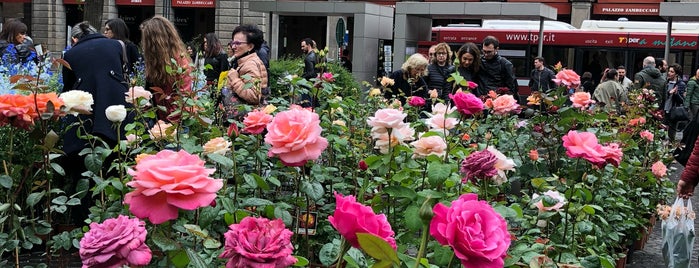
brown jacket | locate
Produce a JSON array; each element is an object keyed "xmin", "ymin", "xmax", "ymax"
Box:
[
  {"xmin": 226, "ymin": 52, "xmax": 268, "ymax": 105},
  {"xmin": 681, "ymin": 135, "xmax": 699, "ymax": 186}
]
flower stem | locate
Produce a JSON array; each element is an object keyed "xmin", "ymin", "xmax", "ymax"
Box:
[
  {"xmin": 413, "ymin": 224, "xmax": 430, "ymax": 268},
  {"xmin": 335, "ymin": 238, "xmax": 350, "ymax": 268}
]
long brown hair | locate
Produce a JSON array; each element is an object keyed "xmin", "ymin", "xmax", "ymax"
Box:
[{"xmin": 140, "ymin": 16, "xmax": 189, "ymax": 86}]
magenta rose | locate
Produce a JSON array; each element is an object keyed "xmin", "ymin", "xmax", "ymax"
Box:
[
  {"xmin": 430, "ymin": 193, "xmax": 511, "ymax": 268},
  {"xmin": 450, "ymin": 92, "xmax": 484, "ymax": 116},
  {"xmin": 125, "ymin": 150, "xmax": 223, "ymax": 224},
  {"xmin": 264, "ymin": 106, "xmax": 328, "ymax": 167},
  {"xmin": 243, "ymin": 109, "xmax": 273, "ymax": 135},
  {"xmin": 367, "ymin": 108, "xmax": 407, "ymax": 129},
  {"xmin": 328, "ymin": 192, "xmax": 397, "ymax": 250},
  {"xmin": 467, "ymin": 81, "xmax": 479, "ymax": 90},
  {"xmin": 561, "ymin": 130, "xmax": 606, "ymax": 167},
  {"xmin": 219, "ymin": 217, "xmax": 297, "ymax": 268},
  {"xmin": 79, "ymin": 215, "xmax": 152, "ymax": 268},
  {"xmin": 408, "ymin": 96, "xmax": 426, "ymax": 107},
  {"xmin": 460, "ymin": 149, "xmax": 498, "ymax": 183},
  {"xmin": 321, "ymin": 72, "xmax": 335, "ymax": 83}
]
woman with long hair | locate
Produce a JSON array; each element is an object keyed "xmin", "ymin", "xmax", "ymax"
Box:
[
  {"xmin": 104, "ymin": 18, "xmax": 141, "ymax": 76},
  {"xmin": 426, "ymin": 42, "xmax": 455, "ymax": 102},
  {"xmin": 202, "ymin": 32, "xmax": 229, "ymax": 84},
  {"xmin": 0, "ymin": 19, "xmax": 35, "ymax": 64},
  {"xmin": 384, "ymin": 53, "xmax": 429, "ymax": 105},
  {"xmin": 454, "ymin": 42, "xmax": 482, "ymax": 95},
  {"xmin": 140, "ymin": 15, "xmax": 192, "ymax": 121}
]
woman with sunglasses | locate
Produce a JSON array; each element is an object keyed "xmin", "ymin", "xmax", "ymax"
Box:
[{"xmin": 104, "ymin": 18, "xmax": 141, "ymax": 77}]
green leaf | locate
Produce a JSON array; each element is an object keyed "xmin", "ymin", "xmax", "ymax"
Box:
[
  {"xmin": 371, "ymin": 260, "xmax": 393, "ymax": 268},
  {"xmin": 577, "ymin": 221, "xmax": 594, "ymax": 234},
  {"xmin": 301, "ymin": 181, "xmax": 324, "ymax": 201},
  {"xmin": 168, "ymin": 249, "xmax": 189, "ymax": 268},
  {"xmin": 404, "ymin": 206, "xmax": 422, "ymax": 231},
  {"xmin": 253, "ymin": 174, "xmax": 271, "ymax": 191},
  {"xmin": 26, "ymin": 192, "xmax": 45, "ymax": 207},
  {"xmin": 152, "ymin": 231, "xmax": 179, "ymax": 251},
  {"xmin": 356, "ymin": 233, "xmax": 398, "ymax": 263},
  {"xmin": 383, "ymin": 185, "xmax": 416, "ymax": 200},
  {"xmin": 65, "ymin": 198, "xmax": 81, "ymax": 206},
  {"xmin": 293, "ymin": 256, "xmax": 310, "ymax": 266},
  {"xmin": 50, "ymin": 163, "xmax": 65, "ymax": 176},
  {"xmin": 185, "ymin": 247, "xmax": 208, "ymax": 267},
  {"xmin": 207, "ymin": 153, "xmax": 234, "ymax": 168},
  {"xmin": 242, "ymin": 197, "xmax": 273, "ymax": 207},
  {"xmin": 224, "ymin": 212, "xmax": 235, "ymax": 226},
  {"xmin": 319, "ymin": 242, "xmax": 340, "ymax": 266},
  {"xmin": 84, "ymin": 153, "xmax": 103, "ymax": 174},
  {"xmin": 52, "ymin": 195, "xmax": 67, "ymax": 205},
  {"xmin": 427, "ymin": 163, "xmax": 451, "ymax": 187},
  {"xmin": 0, "ymin": 175, "xmax": 12, "ymax": 189}
]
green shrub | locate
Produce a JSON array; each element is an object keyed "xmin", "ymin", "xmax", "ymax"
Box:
[{"xmin": 268, "ymin": 57, "xmax": 361, "ymax": 98}]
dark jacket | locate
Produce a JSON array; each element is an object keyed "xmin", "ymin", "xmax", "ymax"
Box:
[
  {"xmin": 257, "ymin": 41, "xmax": 270, "ymax": 70},
  {"xmin": 634, "ymin": 67, "xmax": 665, "ymax": 105},
  {"xmin": 454, "ymin": 66, "xmax": 483, "ymax": 96},
  {"xmin": 529, "ymin": 67, "xmax": 556, "ymax": 92},
  {"xmin": 384, "ymin": 69, "xmax": 429, "ymax": 105},
  {"xmin": 479, "ymin": 54, "xmax": 517, "ymax": 95},
  {"xmin": 680, "ymin": 132, "xmax": 699, "ymax": 186},
  {"xmin": 302, "ymin": 51, "xmax": 318, "ymax": 80},
  {"xmin": 123, "ymin": 41, "xmax": 141, "ymax": 76},
  {"xmin": 203, "ymin": 52, "xmax": 229, "ymax": 82},
  {"xmin": 61, "ymin": 33, "xmax": 131, "ymax": 155},
  {"xmin": 685, "ymin": 77, "xmax": 699, "ymax": 107},
  {"xmin": 426, "ymin": 63, "xmax": 455, "ymax": 101},
  {"xmin": 0, "ymin": 40, "xmax": 36, "ymax": 64}
]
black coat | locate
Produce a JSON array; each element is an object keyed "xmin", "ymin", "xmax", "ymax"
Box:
[
  {"xmin": 426, "ymin": 63, "xmax": 455, "ymax": 101},
  {"xmin": 384, "ymin": 69, "xmax": 429, "ymax": 105},
  {"xmin": 123, "ymin": 41, "xmax": 141, "ymax": 76},
  {"xmin": 62, "ymin": 33, "xmax": 131, "ymax": 155},
  {"xmin": 203, "ymin": 52, "xmax": 229, "ymax": 82},
  {"xmin": 479, "ymin": 54, "xmax": 517, "ymax": 95}
]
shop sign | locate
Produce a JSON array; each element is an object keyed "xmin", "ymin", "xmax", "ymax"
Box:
[
  {"xmin": 0, "ymin": 0, "xmax": 32, "ymax": 3},
  {"xmin": 593, "ymin": 3, "xmax": 659, "ymax": 16},
  {"xmin": 116, "ymin": 0, "xmax": 155, "ymax": 6},
  {"xmin": 172, "ymin": 0, "xmax": 215, "ymax": 8}
]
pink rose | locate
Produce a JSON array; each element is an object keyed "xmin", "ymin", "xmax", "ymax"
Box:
[
  {"xmin": 561, "ymin": 131, "xmax": 606, "ymax": 167},
  {"xmin": 79, "ymin": 215, "xmax": 152, "ymax": 268},
  {"xmin": 410, "ymin": 135, "xmax": 447, "ymax": 158},
  {"xmin": 426, "ymin": 113, "xmax": 457, "ymax": 133},
  {"xmin": 219, "ymin": 217, "xmax": 297, "ymax": 268},
  {"xmin": 490, "ymin": 94, "xmax": 520, "ymax": 115},
  {"xmin": 532, "ymin": 190, "xmax": 566, "ymax": 212},
  {"xmin": 408, "ymin": 96, "xmax": 426, "ymax": 107},
  {"xmin": 243, "ymin": 109, "xmax": 273, "ymax": 135},
  {"xmin": 640, "ymin": 130, "xmax": 654, "ymax": 141},
  {"xmin": 367, "ymin": 108, "xmax": 407, "ymax": 129},
  {"xmin": 430, "ymin": 193, "xmax": 511, "ymax": 268},
  {"xmin": 431, "ymin": 103, "xmax": 456, "ymax": 115},
  {"xmin": 125, "ymin": 150, "xmax": 223, "ymax": 224},
  {"xmin": 450, "ymin": 92, "xmax": 484, "ymax": 116},
  {"xmin": 467, "ymin": 81, "xmax": 479, "ymax": 90},
  {"xmin": 487, "ymin": 146, "xmax": 516, "ymax": 185},
  {"xmin": 371, "ymin": 124, "xmax": 415, "ymax": 154},
  {"xmin": 265, "ymin": 106, "xmax": 328, "ymax": 167},
  {"xmin": 460, "ymin": 150, "xmax": 498, "ymax": 183},
  {"xmin": 321, "ymin": 72, "xmax": 335, "ymax": 82},
  {"xmin": 652, "ymin": 161, "xmax": 667, "ymax": 178},
  {"xmin": 125, "ymin": 86, "xmax": 153, "ymax": 106},
  {"xmin": 630, "ymin": 117, "xmax": 646, "ymax": 126},
  {"xmin": 601, "ymin": 142, "xmax": 623, "ymax": 167},
  {"xmin": 529, "ymin": 149, "xmax": 539, "ymax": 161},
  {"xmin": 569, "ymin": 92, "xmax": 595, "ymax": 109},
  {"xmin": 328, "ymin": 192, "xmax": 397, "ymax": 250},
  {"xmin": 552, "ymin": 69, "xmax": 581, "ymax": 87}
]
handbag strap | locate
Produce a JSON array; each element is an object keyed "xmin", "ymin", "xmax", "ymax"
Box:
[{"xmin": 117, "ymin": 40, "xmax": 128, "ymax": 73}]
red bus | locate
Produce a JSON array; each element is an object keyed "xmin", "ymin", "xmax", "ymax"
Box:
[{"xmin": 418, "ymin": 24, "xmax": 699, "ymax": 95}]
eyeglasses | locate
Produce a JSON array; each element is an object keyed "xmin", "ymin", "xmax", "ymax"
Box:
[
  {"xmin": 229, "ymin": 41, "xmax": 247, "ymax": 47},
  {"xmin": 482, "ymin": 50, "xmax": 495, "ymax": 55}
]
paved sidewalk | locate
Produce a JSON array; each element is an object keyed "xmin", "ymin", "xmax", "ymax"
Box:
[{"xmin": 627, "ymin": 162, "xmax": 699, "ymax": 268}]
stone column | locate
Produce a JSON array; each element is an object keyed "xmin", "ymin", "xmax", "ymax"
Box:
[
  {"xmin": 32, "ymin": 0, "xmax": 67, "ymax": 53},
  {"xmin": 570, "ymin": 1, "xmax": 593, "ymax": 29}
]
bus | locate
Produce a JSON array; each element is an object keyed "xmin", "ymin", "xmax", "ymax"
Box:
[{"xmin": 418, "ymin": 20, "xmax": 699, "ymax": 96}]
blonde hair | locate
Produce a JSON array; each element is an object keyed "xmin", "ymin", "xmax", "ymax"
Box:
[
  {"xmin": 402, "ymin": 53, "xmax": 429, "ymax": 76},
  {"xmin": 432, "ymin": 43, "xmax": 452, "ymax": 64},
  {"xmin": 140, "ymin": 16, "xmax": 189, "ymax": 86}
]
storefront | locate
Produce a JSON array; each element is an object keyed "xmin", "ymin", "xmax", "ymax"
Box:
[
  {"xmin": 0, "ymin": 0, "xmax": 32, "ymax": 34},
  {"xmin": 172, "ymin": 0, "xmax": 215, "ymax": 43},
  {"xmin": 116, "ymin": 0, "xmax": 155, "ymax": 45}
]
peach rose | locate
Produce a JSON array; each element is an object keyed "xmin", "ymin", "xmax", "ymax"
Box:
[
  {"xmin": 639, "ymin": 130, "xmax": 654, "ymax": 141},
  {"xmin": 490, "ymin": 95, "xmax": 519, "ymax": 115},
  {"xmin": 125, "ymin": 150, "xmax": 222, "ymax": 224},
  {"xmin": 426, "ymin": 113, "xmax": 457, "ymax": 134},
  {"xmin": 380, "ymin": 76, "xmax": 395, "ymax": 87},
  {"xmin": 371, "ymin": 124, "xmax": 415, "ymax": 154},
  {"xmin": 125, "ymin": 86, "xmax": 153, "ymax": 107},
  {"xmin": 203, "ymin": 137, "xmax": 232, "ymax": 155},
  {"xmin": 264, "ymin": 106, "xmax": 328, "ymax": 166},
  {"xmin": 569, "ymin": 92, "xmax": 595, "ymax": 109},
  {"xmin": 529, "ymin": 149, "xmax": 539, "ymax": 161},
  {"xmin": 242, "ymin": 110, "xmax": 273, "ymax": 135},
  {"xmin": 410, "ymin": 135, "xmax": 447, "ymax": 158},
  {"xmin": 149, "ymin": 120, "xmax": 176, "ymax": 141},
  {"xmin": 533, "ymin": 190, "xmax": 567, "ymax": 212},
  {"xmin": 652, "ymin": 161, "xmax": 667, "ymax": 178},
  {"xmin": 553, "ymin": 69, "xmax": 581, "ymax": 87}
]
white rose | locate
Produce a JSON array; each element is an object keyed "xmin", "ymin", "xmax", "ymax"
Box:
[
  {"xmin": 105, "ymin": 105, "xmax": 127, "ymax": 122},
  {"xmin": 59, "ymin": 90, "xmax": 94, "ymax": 116}
]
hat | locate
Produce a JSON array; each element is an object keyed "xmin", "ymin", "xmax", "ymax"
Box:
[{"xmin": 71, "ymin": 22, "xmax": 97, "ymax": 38}]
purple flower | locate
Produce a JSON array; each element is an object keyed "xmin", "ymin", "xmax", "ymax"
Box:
[{"xmin": 460, "ymin": 150, "xmax": 498, "ymax": 183}]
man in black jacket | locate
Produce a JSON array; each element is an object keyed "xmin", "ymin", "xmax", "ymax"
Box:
[
  {"xmin": 529, "ymin": 56, "xmax": 556, "ymax": 92},
  {"xmin": 478, "ymin": 36, "xmax": 517, "ymax": 97},
  {"xmin": 300, "ymin": 38, "xmax": 318, "ymax": 107}
]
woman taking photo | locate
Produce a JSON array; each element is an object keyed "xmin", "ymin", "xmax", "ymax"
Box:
[
  {"xmin": 384, "ymin": 53, "xmax": 429, "ymax": 105},
  {"xmin": 0, "ymin": 19, "xmax": 35, "ymax": 64}
]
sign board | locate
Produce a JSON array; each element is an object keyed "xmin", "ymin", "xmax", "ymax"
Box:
[
  {"xmin": 335, "ymin": 18, "xmax": 345, "ymax": 47},
  {"xmin": 116, "ymin": 0, "xmax": 155, "ymax": 6},
  {"xmin": 172, "ymin": 0, "xmax": 215, "ymax": 8},
  {"xmin": 593, "ymin": 3, "xmax": 659, "ymax": 16}
]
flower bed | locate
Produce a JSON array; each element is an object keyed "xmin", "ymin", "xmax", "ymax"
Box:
[{"xmin": 0, "ymin": 56, "xmax": 675, "ymax": 267}]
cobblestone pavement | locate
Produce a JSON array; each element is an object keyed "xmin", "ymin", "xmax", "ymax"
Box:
[{"xmin": 627, "ymin": 162, "xmax": 699, "ymax": 268}]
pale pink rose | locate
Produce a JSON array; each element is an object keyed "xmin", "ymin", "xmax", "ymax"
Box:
[
  {"xmin": 426, "ymin": 113, "xmax": 457, "ymax": 134},
  {"xmin": 640, "ymin": 130, "xmax": 654, "ymax": 141},
  {"xmin": 79, "ymin": 215, "xmax": 151, "ymax": 268},
  {"xmin": 264, "ymin": 106, "xmax": 329, "ymax": 167},
  {"xmin": 371, "ymin": 125, "xmax": 415, "ymax": 154},
  {"xmin": 408, "ymin": 96, "xmax": 426, "ymax": 107},
  {"xmin": 367, "ymin": 108, "xmax": 407, "ymax": 129},
  {"xmin": 243, "ymin": 110, "xmax": 273, "ymax": 135},
  {"xmin": 430, "ymin": 193, "xmax": 511, "ymax": 268},
  {"xmin": 486, "ymin": 146, "xmax": 516, "ymax": 185},
  {"xmin": 410, "ymin": 135, "xmax": 447, "ymax": 158},
  {"xmin": 601, "ymin": 142, "xmax": 623, "ymax": 167},
  {"xmin": 652, "ymin": 161, "xmax": 667, "ymax": 178},
  {"xmin": 450, "ymin": 92, "xmax": 484, "ymax": 116},
  {"xmin": 125, "ymin": 150, "xmax": 223, "ymax": 224},
  {"xmin": 569, "ymin": 92, "xmax": 595, "ymax": 109},
  {"xmin": 532, "ymin": 190, "xmax": 567, "ymax": 212},
  {"xmin": 429, "ymin": 89, "xmax": 439, "ymax": 99},
  {"xmin": 490, "ymin": 94, "xmax": 520, "ymax": 115},
  {"xmin": 431, "ymin": 103, "xmax": 456, "ymax": 115},
  {"xmin": 561, "ymin": 130, "xmax": 606, "ymax": 167},
  {"xmin": 219, "ymin": 217, "xmax": 297, "ymax": 268},
  {"xmin": 552, "ymin": 69, "xmax": 581, "ymax": 87},
  {"xmin": 125, "ymin": 134, "xmax": 138, "ymax": 145},
  {"xmin": 149, "ymin": 120, "xmax": 176, "ymax": 141},
  {"xmin": 328, "ymin": 192, "xmax": 397, "ymax": 250},
  {"xmin": 203, "ymin": 137, "xmax": 232, "ymax": 155},
  {"xmin": 125, "ymin": 86, "xmax": 153, "ymax": 106}
]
